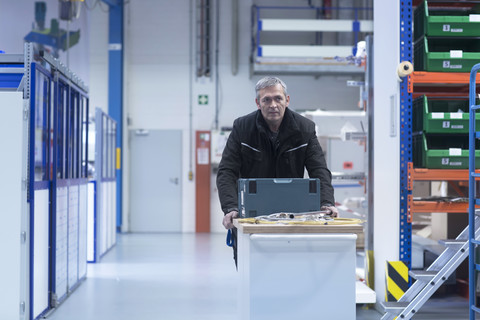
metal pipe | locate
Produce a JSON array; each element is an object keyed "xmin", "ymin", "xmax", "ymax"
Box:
[
  {"xmin": 189, "ymin": 0, "xmax": 194, "ymax": 180},
  {"xmin": 365, "ymin": 34, "xmax": 374, "ymax": 288},
  {"xmin": 66, "ymin": 20, "xmax": 70, "ymax": 68},
  {"xmin": 214, "ymin": 0, "xmax": 219, "ymax": 129},
  {"xmin": 231, "ymin": 0, "xmax": 238, "ymax": 75},
  {"xmin": 205, "ymin": 0, "xmax": 211, "ymax": 76},
  {"xmin": 198, "ymin": 0, "xmax": 204, "ymax": 77}
]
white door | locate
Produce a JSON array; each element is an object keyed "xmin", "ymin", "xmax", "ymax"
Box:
[{"xmin": 129, "ymin": 129, "xmax": 182, "ymax": 232}]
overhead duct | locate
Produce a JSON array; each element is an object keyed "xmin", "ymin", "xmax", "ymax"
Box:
[{"xmin": 196, "ymin": 0, "xmax": 212, "ymax": 77}]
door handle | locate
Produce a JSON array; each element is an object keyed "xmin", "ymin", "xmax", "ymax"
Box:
[{"xmin": 135, "ymin": 129, "xmax": 149, "ymax": 136}]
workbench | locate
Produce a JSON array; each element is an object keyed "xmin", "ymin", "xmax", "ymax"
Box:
[{"xmin": 234, "ymin": 220, "xmax": 365, "ymax": 320}]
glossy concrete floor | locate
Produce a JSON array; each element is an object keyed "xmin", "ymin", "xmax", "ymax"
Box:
[{"xmin": 45, "ymin": 233, "xmax": 469, "ymax": 320}]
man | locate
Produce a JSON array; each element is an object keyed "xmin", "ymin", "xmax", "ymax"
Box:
[{"xmin": 216, "ymin": 76, "xmax": 338, "ymax": 265}]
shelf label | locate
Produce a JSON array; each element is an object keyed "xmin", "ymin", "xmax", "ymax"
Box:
[
  {"xmin": 449, "ymin": 148, "xmax": 462, "ymax": 156},
  {"xmin": 470, "ymin": 14, "xmax": 480, "ymax": 22},
  {"xmin": 443, "ymin": 60, "xmax": 462, "ymax": 69},
  {"xmin": 450, "ymin": 50, "xmax": 463, "ymax": 58},
  {"xmin": 442, "ymin": 121, "xmax": 450, "ymax": 128},
  {"xmin": 108, "ymin": 43, "xmax": 122, "ymax": 51},
  {"xmin": 450, "ymin": 113, "xmax": 463, "ymax": 119},
  {"xmin": 451, "ymin": 28, "xmax": 463, "ymax": 33},
  {"xmin": 432, "ymin": 112, "xmax": 444, "ymax": 119},
  {"xmin": 442, "ymin": 25, "xmax": 450, "ymax": 31}
]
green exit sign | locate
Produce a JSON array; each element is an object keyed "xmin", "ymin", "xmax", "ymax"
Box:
[{"xmin": 198, "ymin": 94, "xmax": 208, "ymax": 105}]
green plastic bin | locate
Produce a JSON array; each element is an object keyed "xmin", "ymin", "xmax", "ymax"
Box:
[
  {"xmin": 414, "ymin": 36, "xmax": 480, "ymax": 72},
  {"xmin": 412, "ymin": 95, "xmax": 480, "ymax": 133},
  {"xmin": 413, "ymin": 133, "xmax": 480, "ymax": 169},
  {"xmin": 414, "ymin": 0, "xmax": 480, "ymax": 40}
]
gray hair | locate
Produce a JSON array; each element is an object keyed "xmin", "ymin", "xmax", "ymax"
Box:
[{"xmin": 255, "ymin": 77, "xmax": 288, "ymax": 99}]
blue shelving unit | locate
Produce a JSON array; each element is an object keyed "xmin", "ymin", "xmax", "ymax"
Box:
[
  {"xmin": 399, "ymin": 0, "xmax": 413, "ymax": 269},
  {"xmin": 468, "ymin": 63, "xmax": 480, "ymax": 320},
  {"xmin": 0, "ymin": 43, "xmax": 90, "ymax": 320}
]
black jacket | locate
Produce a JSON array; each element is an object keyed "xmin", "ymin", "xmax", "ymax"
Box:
[{"xmin": 216, "ymin": 108, "xmax": 335, "ymax": 214}]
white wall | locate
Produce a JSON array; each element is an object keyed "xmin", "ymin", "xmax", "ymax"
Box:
[{"xmin": 89, "ymin": 0, "xmax": 362, "ymax": 232}]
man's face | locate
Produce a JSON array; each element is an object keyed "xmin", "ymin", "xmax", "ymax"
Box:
[{"xmin": 255, "ymin": 84, "xmax": 290, "ymax": 130}]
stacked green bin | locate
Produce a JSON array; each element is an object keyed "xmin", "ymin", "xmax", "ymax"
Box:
[
  {"xmin": 412, "ymin": 95, "xmax": 480, "ymax": 133},
  {"xmin": 414, "ymin": 0, "xmax": 480, "ymax": 39},
  {"xmin": 414, "ymin": 36, "xmax": 480, "ymax": 72},
  {"xmin": 413, "ymin": 1, "xmax": 480, "ymax": 72},
  {"xmin": 412, "ymin": 133, "xmax": 480, "ymax": 169}
]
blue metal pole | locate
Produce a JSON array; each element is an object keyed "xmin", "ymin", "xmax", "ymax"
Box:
[
  {"xmin": 469, "ymin": 63, "xmax": 480, "ymax": 320},
  {"xmin": 106, "ymin": 1, "xmax": 123, "ymax": 231},
  {"xmin": 399, "ymin": 0, "xmax": 413, "ymax": 269}
]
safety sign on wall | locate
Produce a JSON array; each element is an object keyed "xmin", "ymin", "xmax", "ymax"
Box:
[{"xmin": 198, "ymin": 94, "xmax": 208, "ymax": 105}]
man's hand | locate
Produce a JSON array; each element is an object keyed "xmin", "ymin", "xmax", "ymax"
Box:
[
  {"xmin": 223, "ymin": 210, "xmax": 238, "ymax": 229},
  {"xmin": 321, "ymin": 205, "xmax": 339, "ymax": 218}
]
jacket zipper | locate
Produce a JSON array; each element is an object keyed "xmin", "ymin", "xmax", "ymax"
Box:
[
  {"xmin": 285, "ymin": 143, "xmax": 308, "ymax": 153},
  {"xmin": 241, "ymin": 142, "xmax": 261, "ymax": 153}
]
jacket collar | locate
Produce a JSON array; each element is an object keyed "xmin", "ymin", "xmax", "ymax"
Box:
[{"xmin": 255, "ymin": 108, "xmax": 301, "ymax": 142}]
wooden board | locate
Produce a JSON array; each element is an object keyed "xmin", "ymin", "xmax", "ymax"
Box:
[{"xmin": 233, "ymin": 220, "xmax": 364, "ymax": 248}]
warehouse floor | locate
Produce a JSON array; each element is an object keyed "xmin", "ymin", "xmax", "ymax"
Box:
[{"xmin": 45, "ymin": 233, "xmax": 469, "ymax": 320}]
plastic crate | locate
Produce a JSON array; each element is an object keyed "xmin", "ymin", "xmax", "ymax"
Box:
[
  {"xmin": 238, "ymin": 178, "xmax": 321, "ymax": 218},
  {"xmin": 412, "ymin": 133, "xmax": 480, "ymax": 169},
  {"xmin": 412, "ymin": 95, "xmax": 480, "ymax": 133},
  {"xmin": 414, "ymin": 0, "xmax": 480, "ymax": 40},
  {"xmin": 414, "ymin": 36, "xmax": 480, "ymax": 72}
]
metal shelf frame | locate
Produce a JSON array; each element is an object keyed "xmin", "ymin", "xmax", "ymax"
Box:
[
  {"xmin": 409, "ymin": 165, "xmax": 480, "ymax": 181},
  {"xmin": 399, "ymin": 1, "xmax": 480, "ymax": 269},
  {"xmin": 250, "ymin": 4, "xmax": 373, "ymax": 76},
  {"xmin": 399, "ymin": 0, "xmax": 413, "ymax": 267},
  {"xmin": 0, "ymin": 43, "xmax": 90, "ymax": 320},
  {"xmin": 468, "ymin": 63, "xmax": 480, "ymax": 320},
  {"xmin": 408, "ymin": 71, "xmax": 480, "ymax": 98}
]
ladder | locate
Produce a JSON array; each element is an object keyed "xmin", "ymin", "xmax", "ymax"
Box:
[
  {"xmin": 468, "ymin": 63, "xmax": 480, "ymax": 320},
  {"xmin": 381, "ymin": 217, "xmax": 480, "ymax": 320}
]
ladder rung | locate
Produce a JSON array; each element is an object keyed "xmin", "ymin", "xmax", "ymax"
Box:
[
  {"xmin": 438, "ymin": 239, "xmax": 466, "ymax": 249},
  {"xmin": 473, "ymin": 104, "xmax": 480, "ymax": 110},
  {"xmin": 476, "ymin": 132, "xmax": 480, "ymax": 139},
  {"xmin": 473, "ymin": 173, "xmax": 480, "ymax": 178},
  {"xmin": 472, "ymin": 239, "xmax": 480, "ymax": 246},
  {"xmin": 409, "ymin": 270, "xmax": 436, "ymax": 281},
  {"xmin": 476, "ymin": 199, "xmax": 480, "ymax": 206},
  {"xmin": 475, "ymin": 264, "xmax": 480, "ymax": 271},
  {"xmin": 381, "ymin": 301, "xmax": 409, "ymax": 313},
  {"xmin": 472, "ymin": 305, "xmax": 480, "ymax": 313}
]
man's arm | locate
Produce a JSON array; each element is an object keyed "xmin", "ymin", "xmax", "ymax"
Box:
[
  {"xmin": 304, "ymin": 131, "xmax": 336, "ymax": 209},
  {"xmin": 216, "ymin": 124, "xmax": 242, "ymax": 221}
]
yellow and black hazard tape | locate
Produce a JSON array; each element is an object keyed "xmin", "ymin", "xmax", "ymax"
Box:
[{"xmin": 385, "ymin": 261, "xmax": 409, "ymax": 302}]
